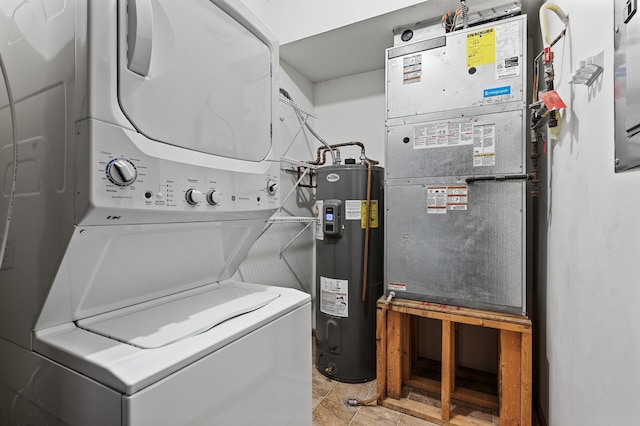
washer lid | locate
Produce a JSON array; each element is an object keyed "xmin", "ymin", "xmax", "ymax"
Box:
[
  {"xmin": 76, "ymin": 285, "xmax": 279, "ymax": 349},
  {"xmin": 117, "ymin": 0, "xmax": 273, "ymax": 161}
]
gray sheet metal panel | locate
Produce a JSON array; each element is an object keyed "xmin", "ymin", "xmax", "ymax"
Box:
[
  {"xmin": 384, "ymin": 179, "xmax": 526, "ymax": 315},
  {"xmin": 384, "ymin": 15, "xmax": 528, "ymax": 315},
  {"xmin": 386, "ymin": 108, "xmax": 525, "ymax": 179},
  {"xmin": 386, "ymin": 16, "xmax": 526, "ymax": 120}
]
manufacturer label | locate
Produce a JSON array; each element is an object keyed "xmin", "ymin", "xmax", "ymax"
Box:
[
  {"xmin": 320, "ymin": 276, "xmax": 348, "ymax": 317},
  {"xmin": 483, "ymin": 86, "xmax": 511, "ymax": 97},
  {"xmin": 326, "ymin": 173, "xmax": 340, "ymax": 183},
  {"xmin": 495, "ymin": 21, "xmax": 521, "ymax": 79}
]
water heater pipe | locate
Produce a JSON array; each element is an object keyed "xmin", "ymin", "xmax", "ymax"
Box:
[
  {"xmin": 361, "ymin": 158, "xmax": 373, "ymax": 302},
  {"xmin": 539, "ymin": 3, "xmax": 568, "ymax": 48}
]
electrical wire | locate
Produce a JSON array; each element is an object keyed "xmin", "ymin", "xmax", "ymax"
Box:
[{"xmin": 0, "ymin": 50, "xmax": 17, "ymax": 270}]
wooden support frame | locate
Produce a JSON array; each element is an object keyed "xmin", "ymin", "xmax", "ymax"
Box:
[{"xmin": 376, "ymin": 297, "xmax": 532, "ymax": 425}]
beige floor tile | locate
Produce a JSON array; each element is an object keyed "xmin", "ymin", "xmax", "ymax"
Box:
[
  {"xmin": 312, "ymin": 398, "xmax": 358, "ymax": 426},
  {"xmin": 324, "ymin": 380, "xmax": 373, "ymax": 405},
  {"xmin": 312, "ymin": 368, "xmax": 337, "ymax": 397}
]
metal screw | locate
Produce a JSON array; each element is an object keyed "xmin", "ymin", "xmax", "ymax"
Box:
[
  {"xmin": 615, "ymin": 158, "xmax": 620, "ymax": 166},
  {"xmin": 80, "ymin": 229, "xmax": 87, "ymax": 235}
]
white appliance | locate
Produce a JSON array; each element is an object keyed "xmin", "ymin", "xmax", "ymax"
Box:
[{"xmin": 0, "ymin": 1, "xmax": 312, "ymax": 425}]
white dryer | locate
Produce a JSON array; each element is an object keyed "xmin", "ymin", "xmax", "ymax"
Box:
[{"xmin": 0, "ymin": 1, "xmax": 311, "ymax": 425}]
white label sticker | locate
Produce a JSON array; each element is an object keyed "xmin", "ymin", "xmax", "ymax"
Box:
[
  {"xmin": 403, "ymin": 54, "xmax": 422, "ymax": 84},
  {"xmin": 473, "ymin": 124, "xmax": 496, "ymax": 167},
  {"xmin": 495, "ymin": 21, "xmax": 521, "ymax": 80},
  {"xmin": 446, "ymin": 186, "xmax": 468, "ymax": 211},
  {"xmin": 345, "ymin": 200, "xmax": 362, "ymax": 220},
  {"xmin": 388, "ymin": 282, "xmax": 407, "ymax": 291},
  {"xmin": 427, "ymin": 185, "xmax": 469, "ymax": 213},
  {"xmin": 315, "ymin": 200, "xmax": 324, "ymax": 240},
  {"xmin": 413, "ymin": 118, "xmax": 475, "ymax": 150},
  {"xmin": 320, "ymin": 276, "xmax": 349, "ymax": 317},
  {"xmin": 427, "ymin": 187, "xmax": 448, "ymax": 214}
]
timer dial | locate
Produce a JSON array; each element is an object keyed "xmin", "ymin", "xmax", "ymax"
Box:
[{"xmin": 106, "ymin": 159, "xmax": 137, "ymax": 186}]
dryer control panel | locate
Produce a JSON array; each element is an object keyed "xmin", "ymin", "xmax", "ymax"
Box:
[{"xmin": 76, "ymin": 120, "xmax": 280, "ymax": 225}]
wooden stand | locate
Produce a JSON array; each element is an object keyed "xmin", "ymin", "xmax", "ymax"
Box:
[{"xmin": 376, "ymin": 297, "xmax": 532, "ymax": 425}]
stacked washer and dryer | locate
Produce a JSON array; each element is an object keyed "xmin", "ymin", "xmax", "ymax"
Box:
[{"xmin": 0, "ymin": 1, "xmax": 311, "ymax": 425}]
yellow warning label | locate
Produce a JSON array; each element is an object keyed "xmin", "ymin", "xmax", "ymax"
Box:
[
  {"xmin": 466, "ymin": 27, "xmax": 495, "ymax": 67},
  {"xmin": 361, "ymin": 200, "xmax": 379, "ymax": 229}
]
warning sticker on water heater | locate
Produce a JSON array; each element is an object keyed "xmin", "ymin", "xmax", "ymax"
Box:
[
  {"xmin": 361, "ymin": 200, "xmax": 379, "ymax": 229},
  {"xmin": 315, "ymin": 200, "xmax": 324, "ymax": 241},
  {"xmin": 320, "ymin": 276, "xmax": 349, "ymax": 318},
  {"xmin": 345, "ymin": 200, "xmax": 362, "ymax": 220}
]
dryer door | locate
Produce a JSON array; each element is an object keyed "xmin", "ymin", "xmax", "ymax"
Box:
[{"xmin": 117, "ymin": 0, "xmax": 273, "ymax": 161}]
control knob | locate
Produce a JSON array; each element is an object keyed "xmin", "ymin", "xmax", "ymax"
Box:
[
  {"xmin": 266, "ymin": 179, "xmax": 278, "ymax": 196},
  {"xmin": 206, "ymin": 190, "xmax": 222, "ymax": 205},
  {"xmin": 106, "ymin": 159, "xmax": 137, "ymax": 186},
  {"xmin": 185, "ymin": 189, "xmax": 204, "ymax": 205}
]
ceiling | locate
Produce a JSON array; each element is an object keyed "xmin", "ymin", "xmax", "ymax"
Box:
[{"xmin": 279, "ymin": 0, "xmax": 521, "ymax": 83}]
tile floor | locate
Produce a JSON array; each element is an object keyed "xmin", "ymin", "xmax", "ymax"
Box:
[
  {"xmin": 311, "ymin": 367, "xmax": 442, "ymax": 426},
  {"xmin": 312, "ymin": 338, "xmax": 442, "ymax": 426},
  {"xmin": 311, "ymin": 338, "xmax": 516, "ymax": 426}
]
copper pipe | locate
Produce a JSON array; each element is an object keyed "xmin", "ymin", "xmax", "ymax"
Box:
[{"xmin": 362, "ymin": 159, "xmax": 373, "ymax": 302}]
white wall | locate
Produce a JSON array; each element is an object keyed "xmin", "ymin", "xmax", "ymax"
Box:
[
  {"xmin": 235, "ymin": 63, "xmax": 317, "ymax": 296},
  {"xmin": 543, "ymin": 1, "xmax": 640, "ymax": 424},
  {"xmin": 314, "ymin": 70, "xmax": 386, "ymax": 166},
  {"xmin": 239, "ymin": 0, "xmax": 427, "ymax": 44}
]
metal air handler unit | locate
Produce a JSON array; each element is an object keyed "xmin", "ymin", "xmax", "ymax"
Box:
[
  {"xmin": 315, "ymin": 163, "xmax": 384, "ymax": 382},
  {"xmin": 384, "ymin": 14, "xmax": 529, "ymax": 315}
]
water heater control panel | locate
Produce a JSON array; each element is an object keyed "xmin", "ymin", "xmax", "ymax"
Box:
[{"xmin": 323, "ymin": 200, "xmax": 343, "ymax": 237}]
